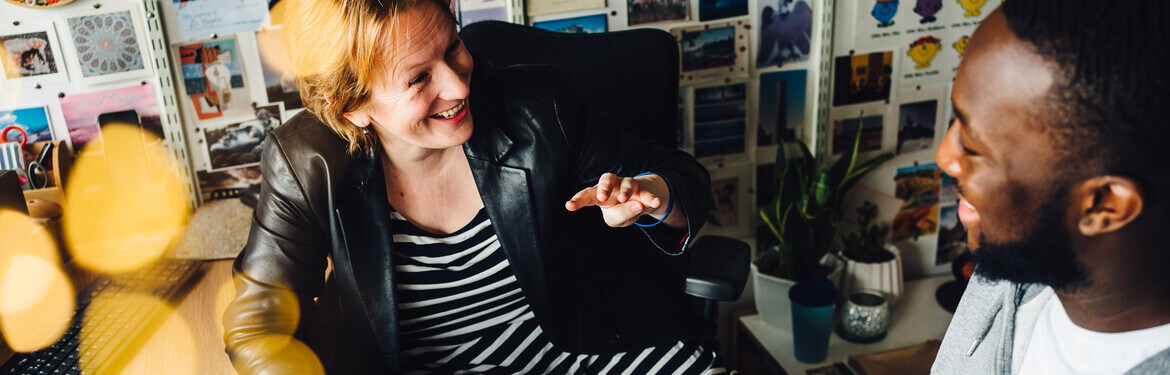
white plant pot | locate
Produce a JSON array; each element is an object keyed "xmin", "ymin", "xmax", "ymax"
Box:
[
  {"xmin": 751, "ymin": 251, "xmax": 843, "ymax": 332},
  {"xmin": 839, "ymin": 244, "xmax": 904, "ymax": 308}
]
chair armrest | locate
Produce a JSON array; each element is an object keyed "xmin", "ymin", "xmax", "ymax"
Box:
[{"xmin": 685, "ymin": 235, "xmax": 750, "ymax": 302}]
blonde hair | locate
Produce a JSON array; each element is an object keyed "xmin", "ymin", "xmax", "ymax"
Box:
[{"xmin": 284, "ymin": 0, "xmax": 452, "ymax": 155}]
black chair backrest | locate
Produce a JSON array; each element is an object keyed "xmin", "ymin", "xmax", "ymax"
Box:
[{"xmin": 459, "ymin": 21, "xmax": 680, "ymax": 149}]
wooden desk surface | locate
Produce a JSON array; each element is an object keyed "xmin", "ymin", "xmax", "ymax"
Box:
[
  {"xmin": 119, "ymin": 259, "xmax": 237, "ymax": 375},
  {"xmin": 736, "ymin": 275, "xmax": 955, "ymax": 374}
]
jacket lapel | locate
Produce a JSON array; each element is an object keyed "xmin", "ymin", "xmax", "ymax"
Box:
[{"xmin": 332, "ymin": 154, "xmax": 401, "ymax": 372}]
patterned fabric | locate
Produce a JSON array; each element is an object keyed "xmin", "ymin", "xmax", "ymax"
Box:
[
  {"xmin": 393, "ymin": 207, "xmax": 728, "ymax": 375},
  {"xmin": 67, "ymin": 11, "xmax": 143, "ymax": 77}
]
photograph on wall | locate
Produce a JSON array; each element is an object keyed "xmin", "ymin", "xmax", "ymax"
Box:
[
  {"xmin": 178, "ymin": 36, "xmax": 252, "ymax": 120},
  {"xmin": 459, "ymin": 0, "xmax": 509, "ymax": 26},
  {"xmin": 255, "ymin": 28, "xmax": 303, "ymax": 110},
  {"xmin": 936, "ymin": 174, "xmax": 967, "ymax": 265},
  {"xmin": 756, "ymin": 0, "xmax": 812, "ymax": 68},
  {"xmin": 201, "ymin": 107, "xmax": 279, "ymax": 171},
  {"xmin": 59, "ymin": 83, "xmax": 160, "ymax": 154},
  {"xmin": 896, "ymin": 99, "xmax": 937, "ymax": 154},
  {"xmin": 0, "ymin": 106, "xmax": 53, "ymax": 145},
  {"xmin": 692, "ymin": 82, "xmax": 747, "ymax": 159},
  {"xmin": 899, "ymin": 35, "xmax": 962, "ymax": 84},
  {"xmin": 705, "ymin": 163, "xmax": 751, "ymax": 237},
  {"xmin": 699, "ymin": 0, "xmax": 747, "ymax": 22},
  {"xmin": 59, "ymin": 5, "xmax": 151, "ymax": 85},
  {"xmin": 832, "ymin": 51, "xmax": 893, "ymax": 106},
  {"xmin": 162, "ymin": 0, "xmax": 267, "ymax": 43},
  {"xmin": 672, "ymin": 22, "xmax": 750, "ymax": 84},
  {"xmin": 0, "ymin": 23, "xmax": 69, "ymax": 88},
  {"xmin": 757, "ymin": 70, "xmax": 806, "ymax": 146},
  {"xmin": 831, "ymin": 114, "xmax": 883, "ymax": 155},
  {"xmin": 526, "ymin": 0, "xmax": 604, "ymax": 18},
  {"xmin": 197, "ymin": 165, "xmax": 262, "ymax": 202},
  {"xmin": 628, "ymin": 0, "xmax": 688, "ymax": 26},
  {"xmin": 891, "ymin": 162, "xmax": 940, "ymax": 241},
  {"xmin": 533, "ymin": 14, "xmax": 608, "ymax": 33}
]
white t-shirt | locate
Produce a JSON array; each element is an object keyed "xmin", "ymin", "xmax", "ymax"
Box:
[{"xmin": 1017, "ymin": 288, "xmax": 1170, "ymax": 374}]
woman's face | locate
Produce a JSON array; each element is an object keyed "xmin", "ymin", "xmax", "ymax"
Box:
[{"xmin": 349, "ymin": 1, "xmax": 474, "ymax": 153}]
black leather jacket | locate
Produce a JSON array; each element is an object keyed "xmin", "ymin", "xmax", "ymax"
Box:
[{"xmin": 222, "ymin": 61, "xmax": 713, "ymax": 374}]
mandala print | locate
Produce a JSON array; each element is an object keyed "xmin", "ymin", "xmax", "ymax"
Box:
[{"xmin": 68, "ymin": 11, "xmax": 144, "ymax": 77}]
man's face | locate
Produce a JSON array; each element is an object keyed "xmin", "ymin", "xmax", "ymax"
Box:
[{"xmin": 935, "ymin": 9, "xmax": 1087, "ymax": 287}]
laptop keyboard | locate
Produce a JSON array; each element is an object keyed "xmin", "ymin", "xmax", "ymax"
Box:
[{"xmin": 1, "ymin": 259, "xmax": 203, "ymax": 375}]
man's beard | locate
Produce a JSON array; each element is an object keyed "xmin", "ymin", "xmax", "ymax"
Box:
[{"xmin": 971, "ymin": 189, "xmax": 1089, "ymax": 290}]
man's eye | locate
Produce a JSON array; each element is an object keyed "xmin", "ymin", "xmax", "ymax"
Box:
[
  {"xmin": 961, "ymin": 145, "xmax": 979, "ymax": 156},
  {"xmin": 410, "ymin": 72, "xmax": 429, "ymax": 86}
]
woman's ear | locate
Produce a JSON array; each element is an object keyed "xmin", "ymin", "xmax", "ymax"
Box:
[
  {"xmin": 1074, "ymin": 176, "xmax": 1144, "ymax": 236},
  {"xmin": 342, "ymin": 111, "xmax": 370, "ymax": 128}
]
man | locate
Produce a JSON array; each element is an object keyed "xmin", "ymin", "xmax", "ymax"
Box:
[{"xmin": 932, "ymin": 2, "xmax": 1170, "ymax": 374}]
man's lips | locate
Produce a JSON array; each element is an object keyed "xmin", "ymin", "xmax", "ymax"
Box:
[{"xmin": 958, "ymin": 197, "xmax": 980, "ymax": 226}]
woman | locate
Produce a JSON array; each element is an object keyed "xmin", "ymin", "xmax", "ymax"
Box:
[{"xmin": 222, "ymin": 0, "xmax": 717, "ymax": 372}]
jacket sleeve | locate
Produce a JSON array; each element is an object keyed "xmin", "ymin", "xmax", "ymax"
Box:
[
  {"xmin": 547, "ymin": 69, "xmax": 712, "ymax": 255},
  {"xmin": 222, "ymin": 136, "xmax": 331, "ymax": 375}
]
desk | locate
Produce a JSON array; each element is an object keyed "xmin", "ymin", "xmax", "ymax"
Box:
[
  {"xmin": 1, "ymin": 260, "xmax": 239, "ymax": 374},
  {"xmin": 733, "ymin": 275, "xmax": 954, "ymax": 375}
]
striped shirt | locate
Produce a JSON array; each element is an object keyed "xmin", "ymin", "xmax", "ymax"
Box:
[{"xmin": 392, "ymin": 207, "xmax": 728, "ymax": 374}]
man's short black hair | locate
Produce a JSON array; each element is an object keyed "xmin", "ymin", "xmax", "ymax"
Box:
[{"xmin": 1001, "ymin": 1, "xmax": 1169, "ymax": 206}]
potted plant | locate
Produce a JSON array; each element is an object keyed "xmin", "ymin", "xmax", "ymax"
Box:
[
  {"xmin": 752, "ymin": 126, "xmax": 893, "ymax": 331},
  {"xmin": 839, "ymin": 201, "xmax": 904, "ymax": 308}
]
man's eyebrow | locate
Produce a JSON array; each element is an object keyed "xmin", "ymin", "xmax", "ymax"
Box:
[{"xmin": 952, "ymin": 104, "xmax": 983, "ymax": 145}]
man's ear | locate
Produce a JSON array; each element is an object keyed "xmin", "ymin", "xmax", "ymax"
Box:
[{"xmin": 1074, "ymin": 176, "xmax": 1144, "ymax": 236}]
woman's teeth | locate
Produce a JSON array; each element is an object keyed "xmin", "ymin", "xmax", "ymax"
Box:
[{"xmin": 433, "ymin": 100, "xmax": 465, "ymax": 119}]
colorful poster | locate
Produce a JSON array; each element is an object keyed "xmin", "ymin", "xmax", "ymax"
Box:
[
  {"xmin": 756, "ymin": 0, "xmax": 812, "ymax": 68},
  {"xmin": 58, "ymin": 83, "xmax": 160, "ymax": 153},
  {"xmin": 891, "ymin": 163, "xmax": 940, "ymax": 241}
]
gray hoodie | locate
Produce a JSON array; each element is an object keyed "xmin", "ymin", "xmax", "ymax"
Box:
[{"xmin": 931, "ymin": 273, "xmax": 1170, "ymax": 374}]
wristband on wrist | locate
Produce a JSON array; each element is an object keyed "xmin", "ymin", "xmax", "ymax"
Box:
[{"xmin": 633, "ymin": 172, "xmax": 674, "ymax": 228}]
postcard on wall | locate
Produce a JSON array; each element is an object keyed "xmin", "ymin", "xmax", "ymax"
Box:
[
  {"xmin": 705, "ymin": 163, "xmax": 752, "ymax": 238},
  {"xmin": 197, "ymin": 165, "xmax": 261, "ymax": 202},
  {"xmin": 628, "ymin": 0, "xmax": 688, "ymax": 26},
  {"xmin": 177, "ymin": 36, "xmax": 253, "ymax": 121},
  {"xmin": 692, "ymin": 81, "xmax": 747, "ymax": 160},
  {"xmin": 898, "ymin": 35, "xmax": 961, "ymax": 85},
  {"xmin": 832, "ymin": 51, "xmax": 893, "ymax": 107},
  {"xmin": 0, "ymin": 106, "xmax": 53, "ymax": 145},
  {"xmin": 459, "ymin": 0, "xmax": 509, "ymax": 26},
  {"xmin": 672, "ymin": 21, "xmax": 750, "ymax": 84},
  {"xmin": 58, "ymin": 83, "xmax": 160, "ymax": 154},
  {"xmin": 699, "ymin": 0, "xmax": 747, "ymax": 22},
  {"xmin": 0, "ymin": 22, "xmax": 69, "ymax": 88},
  {"xmin": 755, "ymin": 0, "xmax": 812, "ymax": 68},
  {"xmin": 757, "ymin": 70, "xmax": 807, "ymax": 146},
  {"xmin": 255, "ymin": 28, "xmax": 303, "ymax": 110},
  {"xmin": 896, "ymin": 99, "xmax": 937, "ymax": 154},
  {"xmin": 831, "ymin": 113, "xmax": 883, "ymax": 155},
  {"xmin": 201, "ymin": 111, "xmax": 276, "ymax": 171},
  {"xmin": 936, "ymin": 174, "xmax": 967, "ymax": 265},
  {"xmin": 162, "ymin": 0, "xmax": 268, "ymax": 43},
  {"xmin": 58, "ymin": 4, "xmax": 151, "ymax": 85},
  {"xmin": 527, "ymin": 0, "xmax": 604, "ymax": 17},
  {"xmin": 891, "ymin": 162, "xmax": 940, "ymax": 241},
  {"xmin": 533, "ymin": 14, "xmax": 608, "ymax": 33}
]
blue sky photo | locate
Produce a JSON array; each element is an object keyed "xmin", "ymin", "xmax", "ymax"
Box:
[
  {"xmin": 758, "ymin": 70, "xmax": 807, "ymax": 144},
  {"xmin": 533, "ymin": 14, "xmax": 607, "ymax": 33},
  {"xmin": 0, "ymin": 107, "xmax": 52, "ymax": 144}
]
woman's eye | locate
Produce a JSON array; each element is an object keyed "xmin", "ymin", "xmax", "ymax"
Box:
[{"xmin": 410, "ymin": 72, "xmax": 429, "ymax": 86}]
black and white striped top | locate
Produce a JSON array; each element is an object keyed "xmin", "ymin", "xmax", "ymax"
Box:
[{"xmin": 392, "ymin": 207, "xmax": 728, "ymax": 375}]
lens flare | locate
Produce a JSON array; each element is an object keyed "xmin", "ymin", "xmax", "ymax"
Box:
[
  {"xmin": 63, "ymin": 124, "xmax": 190, "ymax": 273},
  {"xmin": 77, "ymin": 292, "xmax": 194, "ymax": 374},
  {"xmin": 0, "ymin": 210, "xmax": 73, "ymax": 352}
]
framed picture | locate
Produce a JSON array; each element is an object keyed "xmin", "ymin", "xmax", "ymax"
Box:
[
  {"xmin": 672, "ymin": 21, "xmax": 750, "ymax": 84},
  {"xmin": 0, "ymin": 22, "xmax": 69, "ymax": 88},
  {"xmin": 58, "ymin": 3, "xmax": 152, "ymax": 85},
  {"xmin": 704, "ymin": 163, "xmax": 752, "ymax": 237},
  {"xmin": 176, "ymin": 35, "xmax": 253, "ymax": 121},
  {"xmin": 692, "ymin": 81, "xmax": 748, "ymax": 161},
  {"xmin": 254, "ymin": 28, "xmax": 302, "ymax": 110},
  {"xmin": 532, "ymin": 14, "xmax": 608, "ymax": 34}
]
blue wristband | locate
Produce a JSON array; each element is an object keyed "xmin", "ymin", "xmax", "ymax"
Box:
[{"xmin": 633, "ymin": 172, "xmax": 674, "ymax": 228}]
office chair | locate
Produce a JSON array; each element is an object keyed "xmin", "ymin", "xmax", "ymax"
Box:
[{"xmin": 458, "ymin": 21, "xmax": 750, "ymax": 325}]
